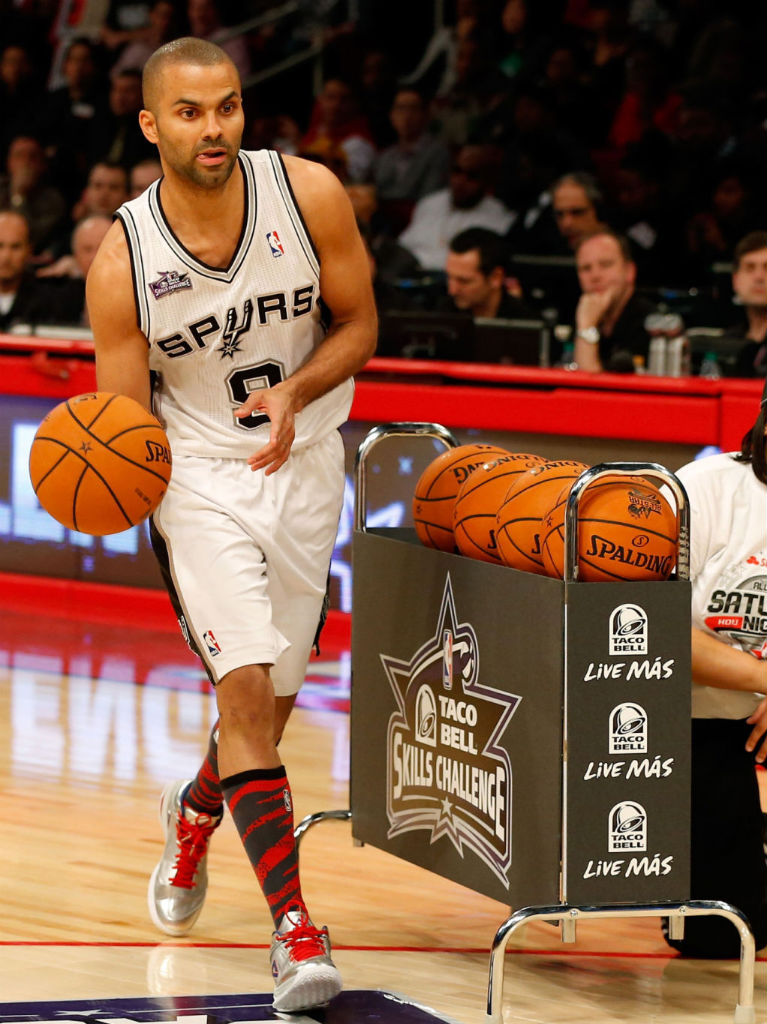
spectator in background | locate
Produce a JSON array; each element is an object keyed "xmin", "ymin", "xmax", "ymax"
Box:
[
  {"xmin": 511, "ymin": 170, "xmax": 605, "ymax": 260},
  {"xmin": 726, "ymin": 231, "xmax": 767, "ymax": 378},
  {"xmin": 685, "ymin": 161, "xmax": 761, "ymax": 279},
  {"xmin": 572, "ymin": 228, "xmax": 656, "ymax": 373},
  {"xmin": 606, "ymin": 34, "xmax": 682, "ymax": 154},
  {"xmin": 496, "ymin": 0, "xmax": 551, "ymax": 83},
  {"xmin": 398, "ymin": 144, "xmax": 515, "ymax": 271},
  {"xmin": 429, "ymin": 31, "xmax": 509, "ymax": 148},
  {"xmin": 0, "ymin": 136, "xmax": 68, "ymax": 258},
  {"xmin": 186, "ymin": 0, "xmax": 251, "ymax": 80},
  {"xmin": 612, "ymin": 135, "xmax": 681, "ymax": 287},
  {"xmin": 108, "ymin": 0, "xmax": 179, "ymax": 78},
  {"xmin": 358, "ymin": 48, "xmax": 398, "ymax": 149},
  {"xmin": 374, "ymin": 88, "xmax": 449, "ymax": 235},
  {"xmin": 0, "ymin": 44, "xmax": 44, "ymax": 164},
  {"xmin": 0, "ymin": 210, "xmax": 83, "ymax": 331},
  {"xmin": 129, "ymin": 157, "xmax": 163, "ymax": 199},
  {"xmin": 551, "ymin": 172, "xmax": 605, "ymax": 251},
  {"xmin": 72, "ymin": 161, "xmax": 129, "ymax": 221},
  {"xmin": 91, "ymin": 68, "xmax": 157, "ymax": 168},
  {"xmin": 444, "ymin": 227, "xmax": 535, "ymax": 320},
  {"xmin": 38, "ymin": 214, "xmax": 112, "ymax": 280},
  {"xmin": 40, "ymin": 38, "xmax": 108, "ymax": 202},
  {"xmin": 300, "ymin": 78, "xmax": 376, "ymax": 184}
]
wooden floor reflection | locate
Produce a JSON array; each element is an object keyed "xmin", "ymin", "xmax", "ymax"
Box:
[{"xmin": 0, "ymin": 580, "xmax": 764, "ymax": 1023}]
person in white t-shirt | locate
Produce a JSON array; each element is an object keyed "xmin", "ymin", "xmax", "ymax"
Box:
[{"xmin": 665, "ymin": 385, "xmax": 767, "ymax": 956}]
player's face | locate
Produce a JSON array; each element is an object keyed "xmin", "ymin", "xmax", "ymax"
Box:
[
  {"xmin": 733, "ymin": 247, "xmax": 767, "ymax": 309},
  {"xmin": 143, "ymin": 62, "xmax": 244, "ymax": 190}
]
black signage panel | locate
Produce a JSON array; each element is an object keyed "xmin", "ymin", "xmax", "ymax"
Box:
[
  {"xmin": 564, "ymin": 581, "xmax": 692, "ymax": 904},
  {"xmin": 351, "ymin": 528, "xmax": 564, "ymax": 906}
]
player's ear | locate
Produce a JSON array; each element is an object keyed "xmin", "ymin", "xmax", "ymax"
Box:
[{"xmin": 139, "ymin": 109, "xmax": 159, "ymax": 145}]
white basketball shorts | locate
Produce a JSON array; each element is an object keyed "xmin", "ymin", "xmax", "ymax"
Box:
[{"xmin": 150, "ymin": 429, "xmax": 345, "ymax": 694}]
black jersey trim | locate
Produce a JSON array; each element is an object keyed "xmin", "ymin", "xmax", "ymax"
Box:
[
  {"xmin": 115, "ymin": 208, "xmax": 150, "ymax": 338},
  {"xmin": 272, "ymin": 151, "xmax": 320, "ymax": 272},
  {"xmin": 149, "ymin": 155, "xmax": 256, "ymax": 282}
]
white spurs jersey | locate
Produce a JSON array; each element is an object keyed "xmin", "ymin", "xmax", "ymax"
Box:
[{"xmin": 116, "ymin": 149, "xmax": 353, "ymax": 457}]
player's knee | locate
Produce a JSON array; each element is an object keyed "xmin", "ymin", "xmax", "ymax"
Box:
[{"xmin": 216, "ymin": 666, "xmax": 275, "ymax": 739}]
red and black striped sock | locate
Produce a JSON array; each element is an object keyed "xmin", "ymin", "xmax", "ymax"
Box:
[
  {"xmin": 184, "ymin": 720, "xmax": 224, "ymax": 817},
  {"xmin": 221, "ymin": 766, "xmax": 305, "ymax": 927}
]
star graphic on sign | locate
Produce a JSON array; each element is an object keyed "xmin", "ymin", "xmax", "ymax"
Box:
[
  {"xmin": 79, "ymin": 440, "xmax": 93, "ymax": 454},
  {"xmin": 440, "ymin": 796, "xmax": 453, "ymax": 819},
  {"xmin": 217, "ymin": 337, "xmax": 242, "ymax": 358}
]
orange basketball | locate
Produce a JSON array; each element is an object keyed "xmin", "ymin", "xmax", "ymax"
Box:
[
  {"xmin": 541, "ymin": 475, "xmax": 677, "ymax": 582},
  {"xmin": 452, "ymin": 452, "xmax": 547, "ymax": 562},
  {"xmin": 29, "ymin": 392, "xmax": 172, "ymax": 536},
  {"xmin": 413, "ymin": 443, "xmax": 510, "ymax": 551},
  {"xmin": 496, "ymin": 459, "xmax": 589, "ymax": 573}
]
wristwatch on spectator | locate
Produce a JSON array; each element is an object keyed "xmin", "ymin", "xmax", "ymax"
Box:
[{"xmin": 576, "ymin": 327, "xmax": 600, "ymax": 345}]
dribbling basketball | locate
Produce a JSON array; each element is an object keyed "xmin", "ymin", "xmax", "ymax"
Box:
[{"xmin": 29, "ymin": 392, "xmax": 172, "ymax": 535}]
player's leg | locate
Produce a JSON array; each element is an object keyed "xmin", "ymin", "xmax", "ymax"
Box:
[
  {"xmin": 146, "ymin": 457, "xmax": 291, "ymax": 936},
  {"xmin": 215, "ymin": 663, "xmax": 342, "ymax": 1012}
]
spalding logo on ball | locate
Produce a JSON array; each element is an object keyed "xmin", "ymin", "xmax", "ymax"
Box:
[{"xmin": 29, "ymin": 391, "xmax": 172, "ymax": 536}]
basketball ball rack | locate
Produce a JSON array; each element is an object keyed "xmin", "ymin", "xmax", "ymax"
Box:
[{"xmin": 296, "ymin": 421, "xmax": 758, "ymax": 1024}]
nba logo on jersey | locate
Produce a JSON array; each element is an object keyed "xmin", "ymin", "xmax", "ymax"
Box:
[
  {"xmin": 266, "ymin": 230, "xmax": 284, "ymax": 257},
  {"xmin": 203, "ymin": 630, "xmax": 221, "ymax": 656}
]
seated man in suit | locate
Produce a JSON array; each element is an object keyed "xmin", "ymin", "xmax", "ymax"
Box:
[{"xmin": 0, "ymin": 209, "xmax": 83, "ymax": 332}]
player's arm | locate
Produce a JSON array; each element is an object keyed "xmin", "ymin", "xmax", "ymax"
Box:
[
  {"xmin": 86, "ymin": 220, "xmax": 152, "ymax": 411},
  {"xmin": 238, "ymin": 157, "xmax": 377, "ymax": 474},
  {"xmin": 691, "ymin": 626, "xmax": 767, "ymax": 694}
]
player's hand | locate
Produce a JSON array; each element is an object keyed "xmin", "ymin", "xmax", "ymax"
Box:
[
  {"xmin": 745, "ymin": 697, "xmax": 767, "ymax": 763},
  {"xmin": 236, "ymin": 386, "xmax": 297, "ymax": 475}
]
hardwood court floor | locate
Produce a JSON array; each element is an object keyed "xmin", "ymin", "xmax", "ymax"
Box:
[{"xmin": 0, "ymin": 576, "xmax": 764, "ymax": 1024}]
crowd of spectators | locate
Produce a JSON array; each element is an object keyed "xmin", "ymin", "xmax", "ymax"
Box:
[{"xmin": 0, "ymin": 0, "xmax": 765, "ymax": 371}]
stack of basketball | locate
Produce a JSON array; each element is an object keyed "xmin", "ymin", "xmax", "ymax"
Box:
[{"xmin": 412, "ymin": 444, "xmax": 678, "ymax": 582}]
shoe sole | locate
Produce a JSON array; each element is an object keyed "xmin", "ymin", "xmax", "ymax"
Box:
[
  {"xmin": 147, "ymin": 780, "xmax": 196, "ymax": 937},
  {"xmin": 272, "ymin": 965, "xmax": 343, "ymax": 1012}
]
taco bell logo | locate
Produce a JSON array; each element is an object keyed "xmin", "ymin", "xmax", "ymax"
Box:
[
  {"xmin": 415, "ymin": 684, "xmax": 437, "ymax": 747},
  {"xmin": 609, "ymin": 702, "xmax": 648, "ymax": 754},
  {"xmin": 267, "ymin": 230, "xmax": 284, "ymax": 257},
  {"xmin": 608, "ymin": 800, "xmax": 647, "ymax": 852},
  {"xmin": 609, "ymin": 603, "xmax": 648, "ymax": 655}
]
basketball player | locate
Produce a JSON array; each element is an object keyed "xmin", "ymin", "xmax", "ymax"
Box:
[{"xmin": 86, "ymin": 38, "xmax": 377, "ymax": 1012}]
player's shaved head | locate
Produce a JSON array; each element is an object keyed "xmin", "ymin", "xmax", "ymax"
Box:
[{"xmin": 142, "ymin": 37, "xmax": 238, "ymax": 113}]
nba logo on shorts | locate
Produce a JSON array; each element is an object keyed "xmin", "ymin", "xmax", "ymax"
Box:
[
  {"xmin": 203, "ymin": 630, "xmax": 221, "ymax": 656},
  {"xmin": 608, "ymin": 800, "xmax": 647, "ymax": 852},
  {"xmin": 266, "ymin": 230, "xmax": 284, "ymax": 257},
  {"xmin": 442, "ymin": 629, "xmax": 453, "ymax": 689},
  {"xmin": 609, "ymin": 603, "xmax": 648, "ymax": 655},
  {"xmin": 609, "ymin": 702, "xmax": 648, "ymax": 754}
]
